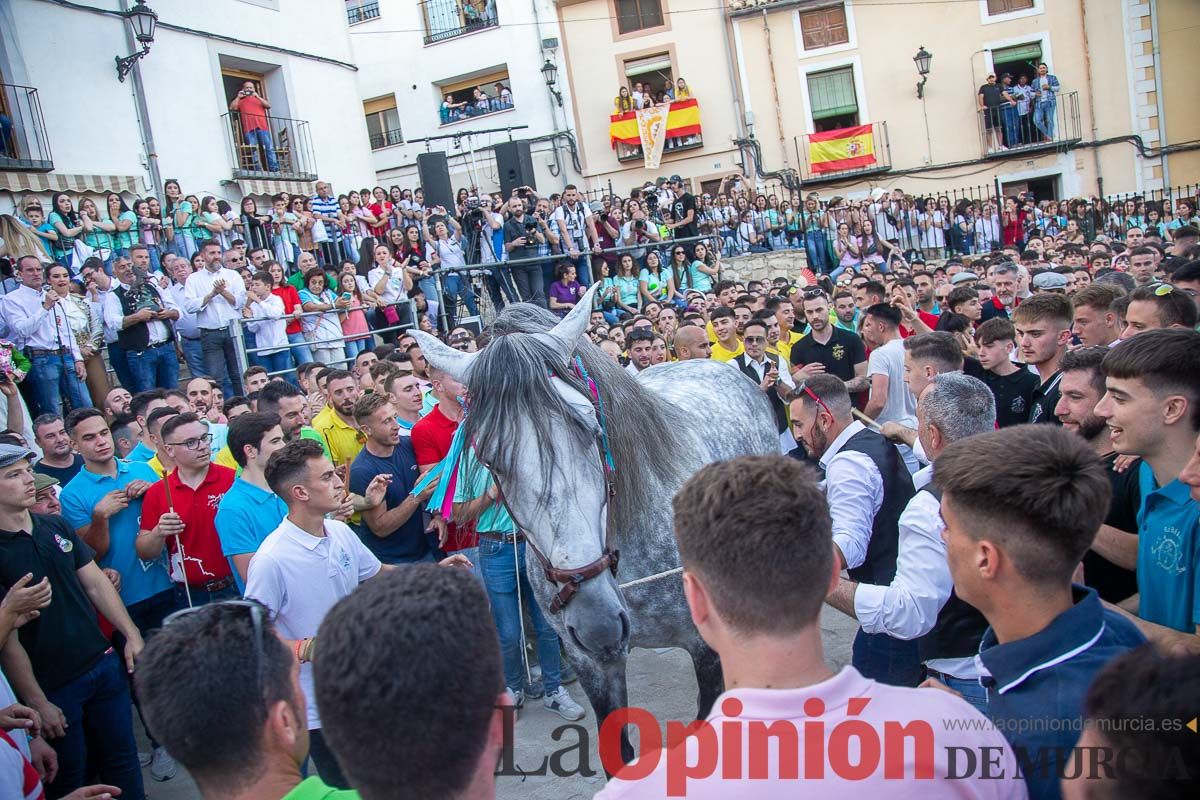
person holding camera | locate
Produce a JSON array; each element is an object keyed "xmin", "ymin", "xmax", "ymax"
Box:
[
  {"xmin": 502, "ymin": 196, "xmax": 547, "ymax": 308},
  {"xmin": 228, "ymin": 81, "xmax": 278, "ymax": 172},
  {"xmin": 620, "ymin": 206, "xmax": 661, "ymax": 265}
]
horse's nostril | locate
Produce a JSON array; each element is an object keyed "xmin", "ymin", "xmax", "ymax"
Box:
[
  {"xmin": 619, "ymin": 611, "xmax": 631, "ymax": 647},
  {"xmin": 567, "ymin": 626, "xmax": 591, "ymax": 654}
]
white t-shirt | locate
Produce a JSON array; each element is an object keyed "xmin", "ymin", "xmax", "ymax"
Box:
[
  {"xmin": 552, "ymin": 200, "xmax": 593, "ymax": 250},
  {"xmin": 368, "ymin": 265, "xmax": 408, "ymax": 305},
  {"xmin": 245, "ymin": 517, "xmax": 382, "ymax": 730},
  {"xmin": 867, "ymin": 338, "xmax": 917, "ymax": 427}
]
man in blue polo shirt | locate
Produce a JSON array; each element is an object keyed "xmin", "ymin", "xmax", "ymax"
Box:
[
  {"xmin": 215, "ymin": 411, "xmax": 289, "ymax": 592},
  {"xmin": 935, "ymin": 425, "xmax": 1144, "ymax": 800},
  {"xmin": 1093, "ymin": 329, "xmax": 1200, "ymax": 651},
  {"xmin": 58, "ymin": 407, "xmax": 179, "ymax": 782}
]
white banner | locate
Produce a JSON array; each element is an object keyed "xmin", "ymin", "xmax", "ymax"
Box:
[{"xmin": 636, "ymin": 105, "xmax": 671, "ymax": 171}]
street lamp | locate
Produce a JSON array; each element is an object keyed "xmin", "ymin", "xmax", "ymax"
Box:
[
  {"xmin": 541, "ymin": 59, "xmax": 563, "ymax": 108},
  {"xmin": 115, "ymin": 0, "xmax": 159, "ymax": 83},
  {"xmin": 914, "ymin": 46, "xmax": 932, "ymax": 99}
]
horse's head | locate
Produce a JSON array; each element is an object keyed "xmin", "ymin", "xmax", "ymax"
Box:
[{"xmin": 415, "ymin": 288, "xmax": 631, "ymax": 662}]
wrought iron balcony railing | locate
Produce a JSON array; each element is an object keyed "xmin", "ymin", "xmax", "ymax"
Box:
[{"xmin": 0, "ymin": 84, "xmax": 53, "ymax": 171}]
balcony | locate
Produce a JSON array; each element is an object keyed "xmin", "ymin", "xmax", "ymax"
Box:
[
  {"xmin": 222, "ymin": 113, "xmax": 317, "ymax": 182},
  {"xmin": 369, "ymin": 128, "xmax": 404, "ymax": 150},
  {"xmin": 610, "ymin": 99, "xmax": 704, "ymax": 163},
  {"xmin": 977, "ymin": 91, "xmax": 1081, "ymax": 159},
  {"xmin": 421, "ymin": 0, "xmax": 499, "ymax": 45},
  {"xmin": 0, "ymin": 84, "xmax": 53, "ymax": 171},
  {"xmin": 346, "ymin": 1, "xmax": 380, "ymax": 25},
  {"xmin": 795, "ymin": 121, "xmax": 891, "ymax": 183}
]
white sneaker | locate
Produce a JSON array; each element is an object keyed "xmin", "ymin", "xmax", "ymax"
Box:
[
  {"xmin": 149, "ymin": 746, "xmax": 178, "ymax": 781},
  {"xmin": 138, "ymin": 751, "xmax": 152, "ymax": 767},
  {"xmin": 543, "ymin": 686, "xmax": 586, "ymax": 721}
]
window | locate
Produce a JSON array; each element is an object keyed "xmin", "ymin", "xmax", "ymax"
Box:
[
  {"xmin": 364, "ymin": 96, "xmax": 402, "ymax": 149},
  {"xmin": 799, "ymin": 4, "xmax": 848, "ymax": 51},
  {"xmin": 986, "ymin": 0, "xmax": 1034, "ymax": 14},
  {"xmin": 616, "ymin": 0, "xmax": 664, "ymax": 35},
  {"xmin": 807, "ymin": 67, "xmax": 858, "ymax": 131},
  {"xmin": 346, "ymin": 0, "xmax": 380, "ymax": 25},
  {"xmin": 624, "ymin": 53, "xmax": 674, "ymax": 102},
  {"xmin": 991, "ymin": 41, "xmax": 1042, "ymax": 85},
  {"xmin": 422, "ymin": 0, "xmax": 499, "ymax": 44},
  {"xmin": 437, "ymin": 68, "xmax": 513, "ymax": 125}
]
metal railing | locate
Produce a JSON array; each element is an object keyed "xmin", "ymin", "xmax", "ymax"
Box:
[
  {"xmin": 0, "ymin": 84, "xmax": 53, "ymax": 171},
  {"xmin": 438, "ymin": 94, "xmax": 514, "ymax": 125},
  {"xmin": 795, "ymin": 121, "xmax": 892, "ymax": 183},
  {"xmin": 346, "ymin": 0, "xmax": 381, "ymax": 25},
  {"xmin": 369, "ymin": 128, "xmax": 404, "ymax": 150},
  {"xmin": 976, "ymin": 91, "xmax": 1081, "ymax": 158},
  {"xmin": 1068, "ymin": 184, "xmax": 1200, "ymax": 242},
  {"xmin": 421, "ymin": 0, "xmax": 499, "ymax": 45},
  {"xmin": 222, "ymin": 112, "xmax": 318, "ymax": 181}
]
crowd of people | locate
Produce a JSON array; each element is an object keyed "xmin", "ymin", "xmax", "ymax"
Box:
[{"xmin": 0, "ymin": 172, "xmax": 1196, "ymax": 800}]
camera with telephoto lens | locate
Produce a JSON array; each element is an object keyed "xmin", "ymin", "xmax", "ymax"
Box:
[
  {"xmin": 465, "ymin": 197, "xmax": 484, "ymax": 211},
  {"xmin": 634, "ymin": 220, "xmax": 646, "ymax": 231},
  {"xmin": 524, "ymin": 221, "xmax": 537, "ymax": 234}
]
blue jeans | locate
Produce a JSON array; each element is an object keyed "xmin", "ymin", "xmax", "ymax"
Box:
[
  {"xmin": 200, "ymin": 328, "xmax": 241, "ymax": 397},
  {"xmin": 106, "ymin": 341, "xmax": 135, "ymax": 393},
  {"xmin": 805, "ymin": 232, "xmax": 831, "ymax": 274},
  {"xmin": 29, "ymin": 351, "xmax": 91, "ymax": 416},
  {"xmin": 179, "ymin": 336, "xmax": 205, "ymax": 380},
  {"xmin": 125, "ymin": 341, "xmax": 178, "ymax": 392},
  {"xmin": 478, "ymin": 539, "xmax": 562, "ymax": 694},
  {"xmin": 1033, "ymin": 100, "xmax": 1056, "ymax": 139},
  {"xmin": 258, "ymin": 348, "xmax": 295, "ymax": 380},
  {"xmin": 180, "ymin": 583, "xmax": 240, "ymax": 607},
  {"xmin": 852, "ymin": 629, "xmax": 923, "ymax": 688},
  {"xmin": 1001, "ymin": 105, "xmax": 1020, "ymax": 147},
  {"xmin": 286, "ymin": 331, "xmax": 313, "ymax": 373},
  {"xmin": 942, "ymin": 674, "xmax": 989, "ymax": 715},
  {"xmin": 45, "ymin": 651, "xmax": 145, "ymax": 800},
  {"xmin": 244, "ymin": 127, "xmax": 279, "ymax": 171},
  {"xmin": 171, "ymin": 233, "xmax": 196, "ymax": 260},
  {"xmin": 343, "ymin": 338, "xmax": 368, "ymax": 360},
  {"xmin": 569, "ymin": 253, "xmax": 592, "ymax": 286},
  {"xmin": 443, "ymin": 273, "xmax": 479, "ymax": 317}
]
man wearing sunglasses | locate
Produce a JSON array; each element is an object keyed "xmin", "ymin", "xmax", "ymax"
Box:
[
  {"xmin": 1120, "ymin": 283, "xmax": 1198, "ymax": 340},
  {"xmin": 137, "ymin": 413, "xmax": 238, "ymax": 604}
]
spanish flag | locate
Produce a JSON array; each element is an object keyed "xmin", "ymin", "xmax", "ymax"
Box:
[
  {"xmin": 808, "ymin": 125, "xmax": 876, "ymax": 174},
  {"xmin": 610, "ymin": 99, "xmax": 702, "ymax": 148}
]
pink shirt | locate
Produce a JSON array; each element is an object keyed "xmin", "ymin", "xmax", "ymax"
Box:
[{"xmin": 596, "ymin": 666, "xmax": 1028, "ymax": 800}]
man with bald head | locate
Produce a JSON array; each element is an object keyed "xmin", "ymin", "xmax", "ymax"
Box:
[{"xmin": 673, "ymin": 325, "xmax": 711, "ymax": 360}]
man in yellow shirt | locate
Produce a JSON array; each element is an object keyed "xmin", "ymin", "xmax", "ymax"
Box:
[
  {"xmin": 709, "ymin": 307, "xmax": 744, "ymax": 362},
  {"xmin": 768, "ymin": 296, "xmax": 805, "ymax": 363},
  {"xmin": 311, "ymin": 369, "xmax": 365, "ymax": 468}
]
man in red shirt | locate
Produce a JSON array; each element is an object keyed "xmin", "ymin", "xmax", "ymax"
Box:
[
  {"xmin": 411, "ymin": 364, "xmax": 476, "ymax": 555},
  {"xmin": 137, "ymin": 412, "xmax": 238, "ymax": 604},
  {"xmin": 229, "ymin": 81, "xmax": 279, "ymax": 172}
]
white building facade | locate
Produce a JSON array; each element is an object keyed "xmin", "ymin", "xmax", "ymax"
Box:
[{"xmin": 0, "ymin": 0, "xmax": 375, "ymax": 214}]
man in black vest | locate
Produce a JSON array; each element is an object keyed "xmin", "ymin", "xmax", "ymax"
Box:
[
  {"xmin": 824, "ymin": 373, "xmax": 996, "ymax": 710},
  {"xmin": 731, "ymin": 319, "xmax": 794, "ymax": 451},
  {"xmin": 789, "ymin": 373, "xmax": 918, "ymax": 685},
  {"xmin": 103, "ymin": 252, "xmax": 179, "ymax": 393}
]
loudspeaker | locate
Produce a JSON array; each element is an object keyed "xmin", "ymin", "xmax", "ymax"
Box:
[
  {"xmin": 494, "ymin": 140, "xmax": 536, "ymax": 198},
  {"xmin": 416, "ymin": 151, "xmax": 454, "ymax": 211}
]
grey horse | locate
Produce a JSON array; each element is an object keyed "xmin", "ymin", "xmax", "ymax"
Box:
[{"xmin": 414, "ymin": 285, "xmax": 778, "ymax": 763}]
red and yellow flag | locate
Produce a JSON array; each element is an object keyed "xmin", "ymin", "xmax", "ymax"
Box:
[
  {"xmin": 808, "ymin": 125, "xmax": 876, "ymax": 174},
  {"xmin": 609, "ymin": 98, "xmax": 702, "ymax": 148}
]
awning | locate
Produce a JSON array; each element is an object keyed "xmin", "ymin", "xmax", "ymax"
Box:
[
  {"xmin": 0, "ymin": 171, "xmax": 143, "ymax": 194},
  {"xmin": 235, "ymin": 178, "xmax": 316, "ymax": 196}
]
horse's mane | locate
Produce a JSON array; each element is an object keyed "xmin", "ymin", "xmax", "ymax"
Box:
[{"xmin": 464, "ymin": 303, "xmax": 688, "ymax": 534}]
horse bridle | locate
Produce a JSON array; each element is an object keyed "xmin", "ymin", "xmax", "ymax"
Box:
[{"xmin": 500, "ymin": 356, "xmax": 620, "ymax": 614}]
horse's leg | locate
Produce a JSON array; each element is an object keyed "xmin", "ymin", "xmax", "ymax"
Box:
[
  {"xmin": 564, "ymin": 643, "xmax": 635, "ymax": 769},
  {"xmin": 686, "ymin": 639, "xmax": 725, "ymax": 720}
]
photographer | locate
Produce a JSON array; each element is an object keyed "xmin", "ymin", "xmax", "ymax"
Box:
[
  {"xmin": 423, "ymin": 213, "xmax": 479, "ymax": 329},
  {"xmin": 228, "ymin": 81, "xmax": 278, "ymax": 173},
  {"xmin": 621, "ymin": 206, "xmax": 661, "ymax": 264},
  {"xmin": 551, "ymin": 184, "xmax": 601, "ymax": 285},
  {"xmin": 502, "ymin": 196, "xmax": 547, "ymax": 307}
]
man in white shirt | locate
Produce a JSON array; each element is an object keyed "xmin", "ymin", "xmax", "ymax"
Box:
[
  {"xmin": 826, "ymin": 373, "xmax": 997, "ymax": 711},
  {"xmin": 163, "ymin": 254, "xmax": 206, "ymax": 380},
  {"xmin": 551, "ymin": 184, "xmax": 600, "ymax": 285},
  {"xmin": 245, "ymin": 438, "xmax": 468, "ymax": 789},
  {"xmin": 730, "ymin": 318, "xmax": 794, "ymax": 452},
  {"xmin": 862, "ymin": 303, "xmax": 920, "ymax": 472},
  {"xmin": 0, "ymin": 255, "xmax": 90, "ymax": 415},
  {"xmin": 103, "ymin": 253, "xmax": 180, "ymax": 392},
  {"xmin": 183, "ymin": 240, "xmax": 246, "ymax": 398},
  {"xmin": 242, "ymin": 270, "xmax": 293, "ymax": 380},
  {"xmin": 789, "ymin": 373, "xmax": 920, "ymax": 687}
]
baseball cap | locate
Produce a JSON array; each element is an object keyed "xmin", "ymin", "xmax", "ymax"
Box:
[
  {"xmin": 1032, "ymin": 271, "xmax": 1069, "ymax": 290},
  {"xmin": 0, "ymin": 443, "xmax": 38, "ymax": 469},
  {"xmin": 669, "ymin": 174, "xmax": 683, "ymax": 185},
  {"xmin": 949, "ymin": 271, "xmax": 979, "ymax": 286},
  {"xmin": 34, "ymin": 473, "xmax": 59, "ymax": 492}
]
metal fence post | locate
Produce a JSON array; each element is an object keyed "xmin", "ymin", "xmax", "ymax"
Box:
[{"xmin": 230, "ymin": 318, "xmax": 250, "ymax": 380}]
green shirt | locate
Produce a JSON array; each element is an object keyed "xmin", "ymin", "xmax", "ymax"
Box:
[
  {"xmin": 115, "ymin": 210, "xmax": 139, "ymax": 250},
  {"xmin": 283, "ymin": 776, "xmax": 360, "ymax": 800},
  {"xmin": 299, "ymin": 426, "xmax": 332, "ymax": 460},
  {"xmin": 453, "ymin": 447, "xmax": 514, "ymax": 534}
]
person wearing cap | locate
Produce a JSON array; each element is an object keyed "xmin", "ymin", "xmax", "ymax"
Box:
[
  {"xmin": 665, "ymin": 175, "xmax": 699, "ymax": 248},
  {"xmin": 948, "ymin": 270, "xmax": 979, "ymax": 288},
  {"xmin": 0, "ymin": 442, "xmax": 147, "ymax": 799},
  {"xmin": 1032, "ymin": 270, "xmax": 1069, "ymax": 293},
  {"xmin": 29, "ymin": 472, "xmax": 60, "ymax": 516}
]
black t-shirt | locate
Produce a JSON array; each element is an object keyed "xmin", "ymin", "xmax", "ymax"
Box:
[
  {"xmin": 34, "ymin": 454, "xmax": 84, "ymax": 486},
  {"xmin": 789, "ymin": 326, "xmax": 867, "ymax": 383},
  {"xmin": 1082, "ymin": 452, "xmax": 1142, "ymax": 603},
  {"xmin": 1029, "ymin": 370, "xmax": 1064, "ymax": 425},
  {"xmin": 980, "ymin": 367, "xmax": 1041, "ymax": 428},
  {"xmin": 979, "ymin": 83, "xmax": 1005, "ymax": 108},
  {"xmin": 0, "ymin": 514, "xmax": 111, "ymax": 691},
  {"xmin": 672, "ymin": 193, "xmax": 698, "ymax": 239},
  {"xmin": 502, "ymin": 215, "xmax": 540, "ymax": 261}
]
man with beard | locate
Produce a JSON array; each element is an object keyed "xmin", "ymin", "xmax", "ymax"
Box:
[
  {"xmin": 256, "ymin": 380, "xmax": 329, "ymax": 457},
  {"xmin": 1055, "ymin": 347, "xmax": 1141, "ymax": 604},
  {"xmin": 789, "ymin": 291, "xmax": 868, "ymax": 391},
  {"xmin": 832, "ymin": 290, "xmax": 859, "ymax": 332},
  {"xmin": 311, "ymin": 371, "xmax": 363, "ymax": 470},
  {"xmin": 673, "ymin": 326, "xmax": 712, "ymax": 360}
]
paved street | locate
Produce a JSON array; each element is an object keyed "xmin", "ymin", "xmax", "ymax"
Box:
[{"xmin": 139, "ymin": 608, "xmax": 857, "ymax": 799}]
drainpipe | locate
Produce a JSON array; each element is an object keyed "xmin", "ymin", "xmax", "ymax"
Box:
[
  {"xmin": 120, "ymin": 0, "xmax": 161, "ymax": 195},
  {"xmin": 720, "ymin": 1, "xmax": 748, "ymax": 140},
  {"xmin": 1148, "ymin": 0, "xmax": 1170, "ymax": 189},
  {"xmin": 1077, "ymin": 0, "xmax": 1102, "ymax": 194},
  {"xmin": 762, "ymin": 9, "xmax": 790, "ymax": 171}
]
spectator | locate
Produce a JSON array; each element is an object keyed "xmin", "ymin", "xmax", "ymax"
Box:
[
  {"xmin": 974, "ymin": 317, "xmax": 1040, "ymax": 428},
  {"xmin": 47, "ymin": 263, "xmax": 107, "ymax": 407},
  {"xmin": 730, "ymin": 318, "xmax": 793, "ymax": 440},
  {"xmin": 229, "ymin": 81, "xmax": 278, "ymax": 172},
  {"xmin": 935, "ymin": 425, "xmax": 1144, "ymax": 800},
  {"xmin": 1031, "ymin": 62, "xmax": 1061, "ymax": 140},
  {"xmin": 31, "ymin": 413, "xmax": 84, "ymax": 484},
  {"xmin": 242, "ymin": 270, "xmax": 294, "ymax": 379},
  {"xmin": 548, "ymin": 261, "xmax": 584, "ymax": 317},
  {"xmin": 105, "ymin": 254, "xmax": 179, "ymax": 392},
  {"xmin": 109, "ymin": 412, "xmax": 141, "ymax": 458},
  {"xmin": 551, "ymin": 185, "xmax": 600, "ymax": 285},
  {"xmin": 411, "ymin": 363, "xmax": 476, "ymax": 555},
  {"xmin": 1120, "ymin": 283, "xmax": 1198, "ymax": 338},
  {"xmin": 502, "ymin": 196, "xmax": 547, "ymax": 307},
  {"xmin": 310, "ymin": 370, "xmax": 362, "ymax": 470},
  {"xmin": 184, "ymin": 240, "xmax": 246, "ymax": 397},
  {"xmin": 299, "ymin": 267, "xmax": 350, "ymax": 366},
  {"xmin": 1069, "ymin": 283, "xmax": 1122, "ymax": 347},
  {"xmin": 1012, "ymin": 293, "xmax": 1072, "ymax": 424},
  {"xmin": 862, "ymin": 304, "xmax": 917, "ymax": 435}
]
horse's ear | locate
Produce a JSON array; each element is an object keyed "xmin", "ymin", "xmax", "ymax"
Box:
[
  {"xmin": 411, "ymin": 330, "xmax": 477, "ymax": 383},
  {"xmin": 536, "ymin": 282, "xmax": 600, "ymax": 366}
]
